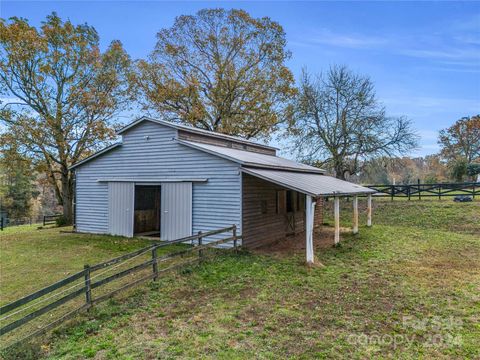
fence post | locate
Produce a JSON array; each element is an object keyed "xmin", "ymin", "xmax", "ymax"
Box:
[
  {"xmin": 43, "ymin": 216, "xmax": 46, "ymax": 227},
  {"xmin": 198, "ymin": 231, "xmax": 203, "ymax": 260},
  {"xmin": 438, "ymin": 186, "xmax": 441, "ymax": 200},
  {"xmin": 407, "ymin": 185, "xmax": 411, "ymax": 201},
  {"xmin": 418, "ymin": 179, "xmax": 421, "ymax": 200},
  {"xmin": 232, "ymin": 224, "xmax": 238, "ymax": 251},
  {"xmin": 152, "ymin": 246, "xmax": 158, "ymax": 281},
  {"xmin": 1, "ymin": 217, "xmax": 3, "ymax": 231},
  {"xmin": 391, "ymin": 185, "xmax": 394, "ymax": 201},
  {"xmin": 84, "ymin": 265, "xmax": 92, "ymax": 308},
  {"xmin": 473, "ymin": 184, "xmax": 476, "ymax": 199}
]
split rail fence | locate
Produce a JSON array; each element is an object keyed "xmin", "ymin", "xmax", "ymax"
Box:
[
  {"xmin": 0, "ymin": 225, "xmax": 239, "ymax": 348},
  {"xmin": 0, "ymin": 214, "xmax": 62, "ymax": 231}
]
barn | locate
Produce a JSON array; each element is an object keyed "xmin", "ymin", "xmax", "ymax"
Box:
[{"xmin": 71, "ymin": 116, "xmax": 375, "ymax": 263}]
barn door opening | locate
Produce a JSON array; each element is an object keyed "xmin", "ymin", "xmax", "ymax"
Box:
[{"xmin": 134, "ymin": 185, "xmax": 161, "ymax": 237}]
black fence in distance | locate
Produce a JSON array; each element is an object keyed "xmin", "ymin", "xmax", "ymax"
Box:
[
  {"xmin": 0, "ymin": 214, "xmax": 62, "ymax": 231},
  {"xmin": 365, "ymin": 182, "xmax": 479, "ymax": 200}
]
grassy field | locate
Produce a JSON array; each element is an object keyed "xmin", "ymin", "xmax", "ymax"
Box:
[{"xmin": 1, "ymin": 199, "xmax": 479, "ymax": 359}]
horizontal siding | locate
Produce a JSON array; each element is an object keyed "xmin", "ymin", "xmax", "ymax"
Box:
[
  {"xmin": 76, "ymin": 121, "xmax": 241, "ymax": 244},
  {"xmin": 242, "ymin": 173, "xmax": 306, "ymax": 249}
]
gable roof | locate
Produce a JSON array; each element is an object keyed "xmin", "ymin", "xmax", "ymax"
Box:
[
  {"xmin": 117, "ymin": 116, "xmax": 278, "ymax": 152},
  {"xmin": 178, "ymin": 140, "xmax": 325, "ymax": 174}
]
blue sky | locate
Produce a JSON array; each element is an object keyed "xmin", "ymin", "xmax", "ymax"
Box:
[{"xmin": 2, "ymin": 1, "xmax": 479, "ymax": 157}]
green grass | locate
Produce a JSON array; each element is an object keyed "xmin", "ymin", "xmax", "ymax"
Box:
[
  {"xmin": 1, "ymin": 200, "xmax": 479, "ymax": 359},
  {"xmin": 0, "ymin": 227, "xmax": 159, "ymax": 304}
]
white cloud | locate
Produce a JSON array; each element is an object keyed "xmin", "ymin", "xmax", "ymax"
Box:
[
  {"xmin": 291, "ymin": 29, "xmax": 387, "ymax": 49},
  {"xmin": 291, "ymin": 13, "xmax": 480, "ymax": 68},
  {"xmin": 397, "ymin": 47, "xmax": 480, "ymax": 61},
  {"xmin": 383, "ymin": 96, "xmax": 480, "ymax": 114}
]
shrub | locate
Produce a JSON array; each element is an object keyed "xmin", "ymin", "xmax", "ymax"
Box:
[{"xmin": 55, "ymin": 215, "xmax": 69, "ymax": 227}]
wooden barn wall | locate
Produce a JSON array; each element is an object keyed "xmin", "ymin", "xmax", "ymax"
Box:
[
  {"xmin": 241, "ymin": 173, "xmax": 324, "ymax": 249},
  {"xmin": 178, "ymin": 130, "xmax": 276, "ymax": 156},
  {"xmin": 75, "ymin": 120, "xmax": 242, "ymax": 242}
]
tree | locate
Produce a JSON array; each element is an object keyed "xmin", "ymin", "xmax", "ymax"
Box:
[
  {"xmin": 467, "ymin": 163, "xmax": 480, "ymax": 182},
  {"xmin": 0, "ymin": 144, "xmax": 38, "ymax": 219},
  {"xmin": 451, "ymin": 159, "xmax": 468, "ymax": 182},
  {"xmin": 133, "ymin": 8, "xmax": 296, "ymax": 139},
  {"xmin": 291, "ymin": 66, "xmax": 418, "ymax": 180},
  {"xmin": 0, "ymin": 13, "xmax": 132, "ymax": 222},
  {"xmin": 438, "ymin": 115, "xmax": 480, "ymax": 164}
]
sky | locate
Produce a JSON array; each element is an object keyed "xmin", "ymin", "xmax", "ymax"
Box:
[{"xmin": 1, "ymin": 1, "xmax": 479, "ymax": 157}]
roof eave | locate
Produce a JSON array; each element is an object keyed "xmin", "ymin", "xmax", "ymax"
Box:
[{"xmin": 177, "ymin": 140, "xmax": 326, "ymax": 174}]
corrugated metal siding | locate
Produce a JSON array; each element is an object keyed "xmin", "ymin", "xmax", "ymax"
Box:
[
  {"xmin": 108, "ymin": 182, "xmax": 134, "ymax": 236},
  {"xmin": 161, "ymin": 182, "xmax": 192, "ymax": 240},
  {"xmin": 75, "ymin": 121, "xmax": 241, "ymax": 243}
]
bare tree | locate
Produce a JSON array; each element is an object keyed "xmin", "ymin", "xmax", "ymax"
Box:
[{"xmin": 291, "ymin": 66, "xmax": 418, "ymax": 180}]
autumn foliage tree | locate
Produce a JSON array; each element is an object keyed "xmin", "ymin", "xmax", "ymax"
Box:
[
  {"xmin": 0, "ymin": 13, "xmax": 132, "ymax": 222},
  {"xmin": 0, "ymin": 144, "xmax": 37, "ymax": 219},
  {"xmin": 439, "ymin": 115, "xmax": 480, "ymax": 163},
  {"xmin": 133, "ymin": 8, "xmax": 296, "ymax": 139}
]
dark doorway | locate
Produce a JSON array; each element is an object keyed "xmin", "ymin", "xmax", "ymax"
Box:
[{"xmin": 134, "ymin": 185, "xmax": 161, "ymax": 236}]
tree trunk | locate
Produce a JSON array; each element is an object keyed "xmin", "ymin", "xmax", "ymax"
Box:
[
  {"xmin": 334, "ymin": 163, "xmax": 347, "ymax": 180},
  {"xmin": 60, "ymin": 168, "xmax": 74, "ymax": 224}
]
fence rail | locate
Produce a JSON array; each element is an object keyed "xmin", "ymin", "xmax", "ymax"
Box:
[
  {"xmin": 0, "ymin": 225, "xmax": 239, "ymax": 348},
  {"xmin": 43, "ymin": 214, "xmax": 62, "ymax": 226},
  {"xmin": 365, "ymin": 182, "xmax": 479, "ymax": 200},
  {"xmin": 0, "ymin": 214, "xmax": 62, "ymax": 231}
]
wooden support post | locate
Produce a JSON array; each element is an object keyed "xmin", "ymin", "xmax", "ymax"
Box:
[
  {"xmin": 152, "ymin": 247, "xmax": 158, "ymax": 281},
  {"xmin": 352, "ymin": 195, "xmax": 359, "ymax": 234},
  {"xmin": 305, "ymin": 195, "xmax": 315, "ymax": 264},
  {"xmin": 84, "ymin": 265, "xmax": 92, "ymax": 307},
  {"xmin": 232, "ymin": 224, "xmax": 238, "ymax": 252},
  {"xmin": 334, "ymin": 196, "xmax": 340, "ymax": 245},
  {"xmin": 367, "ymin": 194, "xmax": 372, "ymax": 227},
  {"xmin": 197, "ymin": 231, "xmax": 203, "ymax": 260},
  {"xmin": 418, "ymin": 179, "xmax": 421, "ymax": 200}
]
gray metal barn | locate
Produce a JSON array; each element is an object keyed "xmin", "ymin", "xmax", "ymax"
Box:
[{"xmin": 71, "ymin": 117, "xmax": 375, "ymax": 263}]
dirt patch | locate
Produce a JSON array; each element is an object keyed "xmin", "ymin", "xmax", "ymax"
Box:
[{"xmin": 253, "ymin": 226, "xmax": 351, "ymax": 257}]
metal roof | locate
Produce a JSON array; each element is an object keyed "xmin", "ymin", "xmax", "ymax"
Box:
[
  {"xmin": 178, "ymin": 140, "xmax": 326, "ymax": 174},
  {"xmin": 242, "ymin": 168, "xmax": 377, "ymax": 197},
  {"xmin": 117, "ymin": 116, "xmax": 278, "ymax": 151}
]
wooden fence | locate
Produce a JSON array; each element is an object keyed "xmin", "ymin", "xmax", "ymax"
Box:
[
  {"xmin": 43, "ymin": 214, "xmax": 62, "ymax": 226},
  {"xmin": 0, "ymin": 214, "xmax": 61, "ymax": 231},
  {"xmin": 365, "ymin": 182, "xmax": 479, "ymax": 200},
  {"xmin": 0, "ymin": 225, "xmax": 239, "ymax": 348}
]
